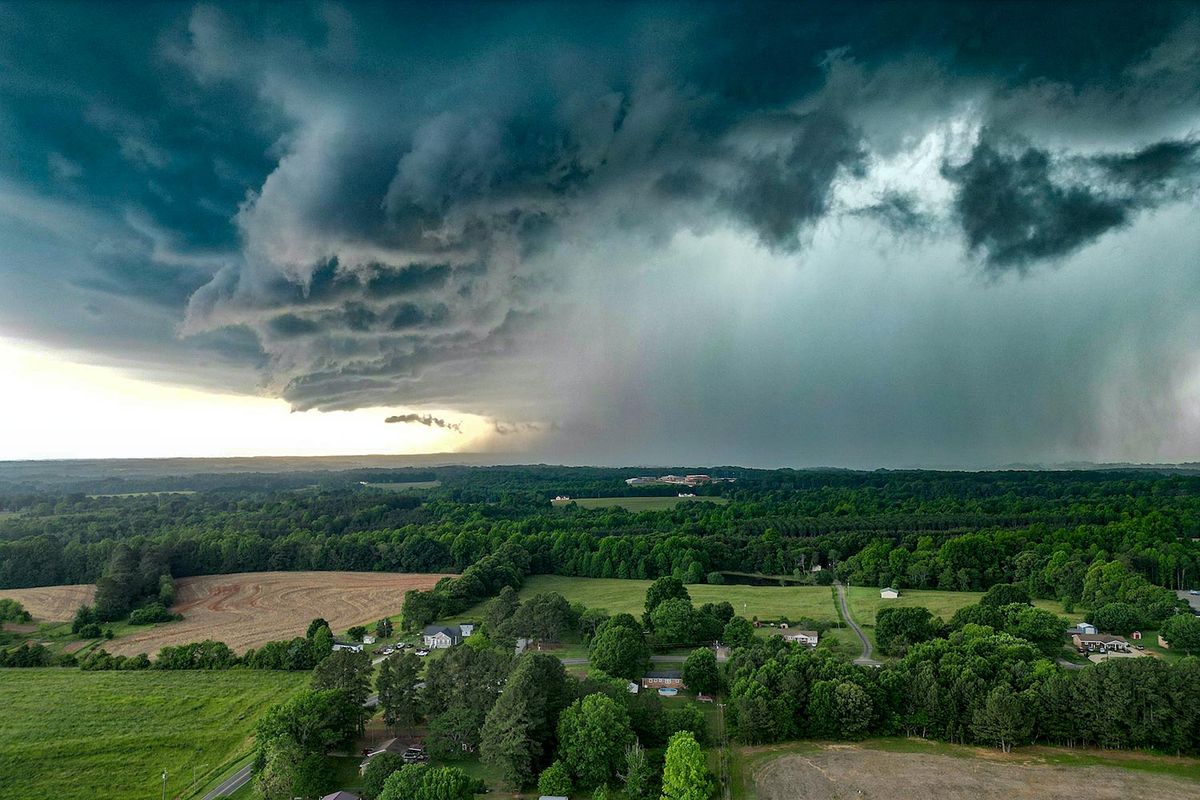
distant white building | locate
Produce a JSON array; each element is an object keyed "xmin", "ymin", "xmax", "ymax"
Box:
[
  {"xmin": 333, "ymin": 642, "xmax": 364, "ymax": 653},
  {"xmin": 459, "ymin": 622, "xmax": 476, "ymax": 637},
  {"xmin": 362, "ymin": 635, "xmax": 376, "ymax": 645},
  {"xmin": 880, "ymin": 587, "xmax": 900, "ymax": 599}
]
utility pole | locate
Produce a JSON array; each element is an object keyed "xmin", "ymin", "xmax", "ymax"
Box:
[{"xmin": 161, "ymin": 770, "xmax": 167, "ymax": 800}]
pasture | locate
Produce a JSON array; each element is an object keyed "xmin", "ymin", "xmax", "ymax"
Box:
[
  {"xmin": 101, "ymin": 570, "xmax": 449, "ymax": 656},
  {"xmin": 551, "ymin": 496, "xmax": 729, "ymax": 511},
  {"xmin": 463, "ymin": 575, "xmax": 838, "ymax": 622},
  {"xmin": 0, "ymin": 668, "xmax": 308, "ymax": 800},
  {"xmin": 361, "ymin": 480, "xmax": 441, "ymax": 490},
  {"xmin": 740, "ymin": 741, "xmax": 1200, "ymax": 800},
  {"xmin": 844, "ymin": 586, "xmax": 1082, "ymax": 628}
]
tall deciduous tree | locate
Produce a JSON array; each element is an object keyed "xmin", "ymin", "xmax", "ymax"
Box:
[
  {"xmin": 682, "ymin": 648, "xmax": 718, "ymax": 695},
  {"xmin": 590, "ymin": 624, "xmax": 650, "ymax": 680},
  {"xmin": 557, "ymin": 693, "xmax": 635, "ymax": 790},
  {"xmin": 659, "ymin": 731, "xmax": 711, "ymax": 800}
]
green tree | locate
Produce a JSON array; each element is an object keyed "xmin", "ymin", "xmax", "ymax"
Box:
[
  {"xmin": 1161, "ymin": 614, "xmax": 1200, "ymax": 655},
  {"xmin": 590, "ymin": 624, "xmax": 650, "ymax": 680},
  {"xmin": 361, "ymin": 752, "xmax": 405, "ymax": 800},
  {"xmin": 256, "ymin": 688, "xmax": 358, "ymax": 754},
  {"xmin": 557, "ymin": 693, "xmax": 635, "ymax": 789},
  {"xmin": 1090, "ymin": 602, "xmax": 1141, "ymax": 635},
  {"xmin": 306, "ymin": 618, "xmax": 331, "ymax": 639},
  {"xmin": 253, "ymin": 735, "xmax": 330, "ymax": 800},
  {"xmin": 833, "ymin": 682, "xmax": 872, "ymax": 739},
  {"xmin": 312, "ymin": 649, "xmax": 372, "ymax": 733},
  {"xmin": 721, "ymin": 617, "xmax": 755, "ymax": 649},
  {"xmin": 481, "ymin": 654, "xmax": 571, "ymax": 788},
  {"xmin": 651, "ymin": 598, "xmax": 697, "ymax": 646},
  {"xmin": 624, "ymin": 742, "xmax": 656, "ymax": 800},
  {"xmin": 981, "ymin": 583, "xmax": 1031, "ymax": 606},
  {"xmin": 645, "ymin": 576, "xmax": 690, "ymax": 624},
  {"xmin": 972, "ymin": 685, "xmax": 1031, "ymax": 753},
  {"xmin": 310, "ymin": 625, "xmax": 334, "ymax": 661},
  {"xmin": 375, "ymin": 617, "xmax": 395, "ymax": 639},
  {"xmin": 537, "ymin": 761, "xmax": 573, "ymax": 797},
  {"xmin": 377, "ymin": 650, "xmax": 422, "ymax": 731},
  {"xmin": 682, "ymin": 648, "xmax": 718, "ymax": 695},
  {"xmin": 659, "ymin": 731, "xmax": 711, "ymax": 800},
  {"xmin": 876, "ymin": 606, "xmax": 939, "ymax": 655},
  {"xmin": 379, "ymin": 764, "xmax": 476, "ymax": 800},
  {"xmin": 426, "ymin": 706, "xmax": 486, "ymax": 759}
]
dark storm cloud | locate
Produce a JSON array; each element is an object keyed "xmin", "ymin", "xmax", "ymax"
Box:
[
  {"xmin": 385, "ymin": 414, "xmax": 462, "ymax": 433},
  {"xmin": 943, "ymin": 136, "xmax": 1200, "ymax": 270},
  {"xmin": 1, "ymin": 2, "xmax": 1199, "ymax": 464}
]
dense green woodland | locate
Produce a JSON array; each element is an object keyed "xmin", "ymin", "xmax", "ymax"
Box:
[{"xmin": 2, "ymin": 471, "xmax": 1197, "ymax": 621}]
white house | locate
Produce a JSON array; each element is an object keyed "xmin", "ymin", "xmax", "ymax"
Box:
[
  {"xmin": 880, "ymin": 587, "xmax": 900, "ymax": 599},
  {"xmin": 785, "ymin": 630, "xmax": 819, "ymax": 647},
  {"xmin": 422, "ymin": 624, "xmax": 462, "ymax": 649},
  {"xmin": 459, "ymin": 622, "xmax": 476, "ymax": 637},
  {"xmin": 1066, "ymin": 623, "xmax": 1097, "ymax": 636},
  {"xmin": 362, "ymin": 635, "xmax": 377, "ymax": 645},
  {"xmin": 333, "ymin": 642, "xmax": 364, "ymax": 653}
]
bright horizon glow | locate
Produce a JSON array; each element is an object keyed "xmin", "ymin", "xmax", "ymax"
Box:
[{"xmin": 0, "ymin": 338, "xmax": 493, "ymax": 460}]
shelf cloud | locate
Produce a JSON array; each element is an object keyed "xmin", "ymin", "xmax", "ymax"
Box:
[{"xmin": 0, "ymin": 2, "xmax": 1198, "ymax": 466}]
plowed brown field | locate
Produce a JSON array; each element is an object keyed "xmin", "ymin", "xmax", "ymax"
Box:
[
  {"xmin": 0, "ymin": 584, "xmax": 96, "ymax": 622},
  {"xmin": 103, "ymin": 571, "xmax": 448, "ymax": 656},
  {"xmin": 0, "ymin": 571, "xmax": 448, "ymax": 656}
]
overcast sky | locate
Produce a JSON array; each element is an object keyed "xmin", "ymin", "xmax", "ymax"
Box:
[{"xmin": 1, "ymin": 1, "xmax": 1198, "ymax": 466}]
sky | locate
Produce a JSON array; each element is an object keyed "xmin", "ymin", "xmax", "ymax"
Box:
[{"xmin": 0, "ymin": 1, "xmax": 1198, "ymax": 467}]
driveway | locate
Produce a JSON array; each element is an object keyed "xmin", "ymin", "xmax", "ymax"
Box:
[{"xmin": 835, "ymin": 583, "xmax": 881, "ymax": 667}]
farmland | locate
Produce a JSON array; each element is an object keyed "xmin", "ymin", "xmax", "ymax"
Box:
[
  {"xmin": 551, "ymin": 495, "xmax": 729, "ymax": 511},
  {"xmin": 0, "ymin": 668, "xmax": 308, "ymax": 800},
  {"xmin": 98, "ymin": 571, "xmax": 448, "ymax": 656},
  {"xmin": 456, "ymin": 574, "xmax": 838, "ymax": 622},
  {"xmin": 739, "ymin": 741, "xmax": 1200, "ymax": 800},
  {"xmin": 0, "ymin": 583, "xmax": 96, "ymax": 622}
]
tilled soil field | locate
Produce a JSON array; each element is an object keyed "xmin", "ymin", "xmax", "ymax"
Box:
[
  {"xmin": 754, "ymin": 746, "xmax": 1199, "ymax": 800},
  {"xmin": 98, "ymin": 570, "xmax": 448, "ymax": 656},
  {"xmin": 0, "ymin": 584, "xmax": 96, "ymax": 622}
]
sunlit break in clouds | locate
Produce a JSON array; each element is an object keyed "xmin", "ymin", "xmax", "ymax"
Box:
[{"xmin": 0, "ymin": 1, "xmax": 1198, "ymax": 466}]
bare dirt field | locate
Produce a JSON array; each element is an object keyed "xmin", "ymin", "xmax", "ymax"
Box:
[
  {"xmin": 0, "ymin": 584, "xmax": 96, "ymax": 622},
  {"xmin": 753, "ymin": 745, "xmax": 1199, "ymax": 800},
  {"xmin": 97, "ymin": 571, "xmax": 448, "ymax": 656}
]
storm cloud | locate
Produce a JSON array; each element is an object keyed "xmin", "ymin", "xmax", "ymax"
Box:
[
  {"xmin": 385, "ymin": 414, "xmax": 462, "ymax": 433},
  {"xmin": 0, "ymin": 2, "xmax": 1198, "ymax": 466}
]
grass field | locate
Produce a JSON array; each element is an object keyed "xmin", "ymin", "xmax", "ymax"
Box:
[
  {"xmin": 456, "ymin": 575, "xmax": 838, "ymax": 622},
  {"xmin": 551, "ymin": 496, "xmax": 729, "ymax": 511},
  {"xmin": 734, "ymin": 740, "xmax": 1200, "ymax": 800},
  {"xmin": 0, "ymin": 668, "xmax": 308, "ymax": 800},
  {"xmin": 361, "ymin": 480, "xmax": 441, "ymax": 490},
  {"xmin": 845, "ymin": 586, "xmax": 1082, "ymax": 628}
]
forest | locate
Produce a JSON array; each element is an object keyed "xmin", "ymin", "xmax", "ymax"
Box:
[{"xmin": 2, "ymin": 468, "xmax": 1197, "ymax": 617}]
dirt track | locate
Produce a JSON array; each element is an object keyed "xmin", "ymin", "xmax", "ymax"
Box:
[
  {"xmin": 0, "ymin": 584, "xmax": 96, "ymax": 622},
  {"xmin": 754, "ymin": 746, "xmax": 1198, "ymax": 800}
]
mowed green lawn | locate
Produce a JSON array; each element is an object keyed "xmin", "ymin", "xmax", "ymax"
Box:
[
  {"xmin": 462, "ymin": 575, "xmax": 837, "ymax": 622},
  {"xmin": 551, "ymin": 496, "xmax": 729, "ymax": 511},
  {"xmin": 0, "ymin": 669, "xmax": 308, "ymax": 800},
  {"xmin": 845, "ymin": 586, "xmax": 1083, "ymax": 627}
]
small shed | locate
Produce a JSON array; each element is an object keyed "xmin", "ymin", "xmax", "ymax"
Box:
[{"xmin": 880, "ymin": 587, "xmax": 899, "ymax": 599}]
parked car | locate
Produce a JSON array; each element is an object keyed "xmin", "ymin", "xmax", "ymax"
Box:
[
  {"xmin": 1136, "ymin": 644, "xmax": 1145, "ymax": 650},
  {"xmin": 415, "ymin": 648, "xmax": 430, "ymax": 657},
  {"xmin": 1189, "ymin": 589, "xmax": 1199, "ymax": 596}
]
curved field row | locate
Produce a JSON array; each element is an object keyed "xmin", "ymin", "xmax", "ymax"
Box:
[
  {"xmin": 0, "ymin": 584, "xmax": 96, "ymax": 622},
  {"xmin": 103, "ymin": 571, "xmax": 448, "ymax": 656}
]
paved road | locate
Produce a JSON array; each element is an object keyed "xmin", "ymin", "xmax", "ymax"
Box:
[
  {"xmin": 202, "ymin": 763, "xmax": 252, "ymax": 800},
  {"xmin": 835, "ymin": 583, "xmax": 881, "ymax": 666}
]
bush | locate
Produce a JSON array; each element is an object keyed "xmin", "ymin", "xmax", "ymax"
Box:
[
  {"xmin": 129, "ymin": 602, "xmax": 182, "ymax": 625},
  {"xmin": 705, "ymin": 571, "xmax": 725, "ymax": 585},
  {"xmin": 76, "ymin": 622, "xmax": 102, "ymax": 639},
  {"xmin": 537, "ymin": 761, "xmax": 573, "ymax": 797}
]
